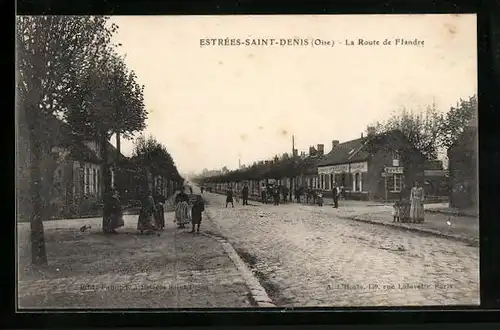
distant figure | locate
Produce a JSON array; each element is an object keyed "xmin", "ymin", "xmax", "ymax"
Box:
[
  {"xmin": 190, "ymin": 195, "xmax": 205, "ymax": 233},
  {"xmin": 242, "ymin": 184, "xmax": 249, "ymax": 205},
  {"xmin": 410, "ymin": 181, "xmax": 425, "ymax": 223},
  {"xmin": 226, "ymin": 188, "xmax": 234, "ymax": 208},
  {"xmin": 189, "ymin": 186, "xmax": 193, "ymax": 195},
  {"xmin": 332, "ymin": 185, "xmax": 339, "ymax": 208},
  {"xmin": 281, "ymin": 186, "xmax": 289, "ymax": 203},
  {"xmin": 273, "ymin": 185, "xmax": 280, "ymax": 205},
  {"xmin": 261, "ymin": 186, "xmax": 267, "ymax": 204},
  {"xmin": 200, "ymin": 186, "xmax": 204, "ymax": 194}
]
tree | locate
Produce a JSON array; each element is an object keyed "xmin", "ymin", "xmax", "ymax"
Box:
[
  {"xmin": 438, "ymin": 95, "xmax": 477, "ymax": 151},
  {"xmin": 64, "ymin": 39, "xmax": 147, "ymax": 231},
  {"xmin": 369, "ymin": 104, "xmax": 443, "ymax": 160},
  {"xmin": 16, "ymin": 16, "xmax": 115, "ymax": 265},
  {"xmin": 131, "ymin": 135, "xmax": 181, "ymax": 193}
]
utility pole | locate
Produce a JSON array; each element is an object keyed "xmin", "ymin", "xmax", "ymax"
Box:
[{"xmin": 239, "ymin": 158, "xmax": 241, "ymax": 169}]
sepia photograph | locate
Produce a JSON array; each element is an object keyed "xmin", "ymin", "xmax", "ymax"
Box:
[{"xmin": 16, "ymin": 14, "xmax": 479, "ymax": 309}]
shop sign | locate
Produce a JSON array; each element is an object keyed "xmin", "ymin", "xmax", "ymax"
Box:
[
  {"xmin": 385, "ymin": 166, "xmax": 403, "ymax": 174},
  {"xmin": 318, "ymin": 161, "xmax": 367, "ymax": 174}
]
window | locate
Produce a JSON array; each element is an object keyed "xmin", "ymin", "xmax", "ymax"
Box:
[
  {"xmin": 392, "ymin": 174, "xmax": 403, "ymax": 192},
  {"xmin": 392, "ymin": 150, "xmax": 400, "ymax": 167},
  {"xmin": 320, "ymin": 175, "xmax": 324, "ymax": 190},
  {"xmin": 96, "ymin": 170, "xmax": 100, "ymax": 196},
  {"xmin": 85, "ymin": 167, "xmax": 90, "ymax": 194},
  {"xmin": 93, "ymin": 169, "xmax": 97, "ymax": 193},
  {"xmin": 353, "ymin": 173, "xmax": 362, "ymax": 192},
  {"xmin": 325, "ymin": 174, "xmax": 330, "ymax": 190}
]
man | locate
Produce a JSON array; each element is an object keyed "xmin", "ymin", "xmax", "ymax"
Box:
[
  {"xmin": 200, "ymin": 186, "xmax": 204, "ymax": 194},
  {"xmin": 190, "ymin": 194, "xmax": 205, "ymax": 233},
  {"xmin": 242, "ymin": 183, "xmax": 249, "ymax": 205},
  {"xmin": 332, "ymin": 185, "xmax": 339, "ymax": 208}
]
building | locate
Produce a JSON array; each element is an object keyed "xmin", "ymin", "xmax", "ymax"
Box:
[
  {"xmin": 448, "ymin": 123, "xmax": 478, "ymax": 210},
  {"xmin": 17, "ymin": 113, "xmax": 132, "ymax": 220},
  {"xmin": 316, "ymin": 128, "xmax": 427, "ymax": 201}
]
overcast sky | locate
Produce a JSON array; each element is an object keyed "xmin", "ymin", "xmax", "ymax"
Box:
[{"xmin": 108, "ymin": 14, "xmax": 477, "ymax": 174}]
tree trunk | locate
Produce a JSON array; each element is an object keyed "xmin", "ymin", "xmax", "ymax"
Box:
[
  {"xmin": 27, "ymin": 108, "xmax": 48, "ymax": 265},
  {"xmin": 100, "ymin": 131, "xmax": 111, "ymax": 231},
  {"xmin": 116, "ymin": 132, "xmax": 121, "ymax": 160}
]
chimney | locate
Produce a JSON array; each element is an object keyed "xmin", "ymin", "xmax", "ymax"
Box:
[
  {"xmin": 367, "ymin": 126, "xmax": 376, "ymax": 137},
  {"xmin": 331, "ymin": 140, "xmax": 339, "ymax": 151},
  {"xmin": 317, "ymin": 144, "xmax": 324, "ymax": 156}
]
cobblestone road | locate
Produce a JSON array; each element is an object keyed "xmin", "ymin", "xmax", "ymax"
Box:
[
  {"xmin": 204, "ymin": 192, "xmax": 480, "ymax": 307},
  {"xmin": 17, "ymin": 211, "xmax": 251, "ymax": 309}
]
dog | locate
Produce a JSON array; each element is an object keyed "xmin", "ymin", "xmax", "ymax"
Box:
[{"xmin": 80, "ymin": 224, "xmax": 92, "ymax": 232}]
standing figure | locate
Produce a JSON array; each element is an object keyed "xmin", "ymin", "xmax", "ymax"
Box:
[
  {"xmin": 332, "ymin": 185, "xmax": 339, "ymax": 208},
  {"xmin": 410, "ymin": 181, "xmax": 425, "ymax": 223},
  {"xmin": 399, "ymin": 183, "xmax": 411, "ymax": 223},
  {"xmin": 154, "ymin": 188, "xmax": 166, "ymax": 231},
  {"xmin": 201, "ymin": 186, "xmax": 204, "ymax": 194},
  {"xmin": 261, "ymin": 187, "xmax": 267, "ymax": 204},
  {"xmin": 226, "ymin": 188, "xmax": 234, "ymax": 208},
  {"xmin": 189, "ymin": 186, "xmax": 193, "ymax": 195},
  {"xmin": 190, "ymin": 195, "xmax": 205, "ymax": 233},
  {"xmin": 103, "ymin": 189, "xmax": 124, "ymax": 234},
  {"xmin": 392, "ymin": 201, "xmax": 401, "ymax": 222},
  {"xmin": 137, "ymin": 189, "xmax": 157, "ymax": 234},
  {"xmin": 242, "ymin": 183, "xmax": 249, "ymax": 205},
  {"xmin": 273, "ymin": 185, "xmax": 280, "ymax": 205},
  {"xmin": 282, "ymin": 185, "xmax": 289, "ymax": 203},
  {"xmin": 175, "ymin": 189, "xmax": 191, "ymax": 228}
]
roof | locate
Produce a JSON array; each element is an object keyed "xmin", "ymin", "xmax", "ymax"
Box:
[
  {"xmin": 317, "ymin": 130, "xmax": 421, "ymax": 167},
  {"xmin": 317, "ymin": 137, "xmax": 369, "ymax": 166}
]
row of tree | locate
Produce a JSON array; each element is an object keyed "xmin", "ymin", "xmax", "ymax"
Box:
[
  {"xmin": 131, "ymin": 135, "xmax": 184, "ymax": 186},
  {"xmin": 195, "ymin": 95, "xmax": 477, "ymax": 185},
  {"xmin": 17, "ymin": 16, "xmax": 160, "ymax": 265}
]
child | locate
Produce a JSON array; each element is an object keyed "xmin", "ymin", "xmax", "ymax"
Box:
[{"xmin": 392, "ymin": 201, "xmax": 401, "ymax": 222}]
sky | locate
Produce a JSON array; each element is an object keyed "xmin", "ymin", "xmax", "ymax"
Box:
[{"xmin": 108, "ymin": 14, "xmax": 477, "ymax": 174}]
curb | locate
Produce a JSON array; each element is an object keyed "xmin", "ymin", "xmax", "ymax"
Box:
[
  {"xmin": 202, "ymin": 209, "xmax": 276, "ymax": 308},
  {"xmin": 425, "ymin": 208, "xmax": 478, "ymax": 218},
  {"xmin": 338, "ymin": 215, "xmax": 478, "ymax": 246}
]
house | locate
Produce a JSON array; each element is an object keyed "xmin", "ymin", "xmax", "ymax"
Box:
[
  {"xmin": 16, "ymin": 113, "xmax": 131, "ymax": 220},
  {"xmin": 448, "ymin": 122, "xmax": 478, "ymax": 210},
  {"xmin": 316, "ymin": 128, "xmax": 427, "ymax": 201}
]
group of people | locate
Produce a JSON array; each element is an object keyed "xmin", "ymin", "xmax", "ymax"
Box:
[
  {"xmin": 174, "ymin": 187, "xmax": 205, "ymax": 233},
  {"xmin": 136, "ymin": 188, "xmax": 167, "ymax": 235},
  {"xmin": 225, "ymin": 183, "xmax": 250, "ymax": 207},
  {"xmin": 392, "ymin": 181, "xmax": 425, "ymax": 223}
]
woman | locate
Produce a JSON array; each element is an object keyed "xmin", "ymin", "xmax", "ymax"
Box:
[
  {"xmin": 175, "ymin": 189, "xmax": 190, "ymax": 228},
  {"xmin": 410, "ymin": 181, "xmax": 425, "ymax": 223},
  {"xmin": 190, "ymin": 195, "xmax": 205, "ymax": 233},
  {"xmin": 137, "ymin": 189, "xmax": 157, "ymax": 234},
  {"xmin": 154, "ymin": 189, "xmax": 166, "ymax": 231},
  {"xmin": 226, "ymin": 188, "xmax": 234, "ymax": 208},
  {"xmin": 103, "ymin": 189, "xmax": 124, "ymax": 234},
  {"xmin": 399, "ymin": 183, "xmax": 411, "ymax": 223}
]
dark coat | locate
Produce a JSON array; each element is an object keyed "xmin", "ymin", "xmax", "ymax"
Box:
[
  {"xmin": 242, "ymin": 186, "xmax": 249, "ymax": 197},
  {"xmin": 191, "ymin": 200, "xmax": 205, "ymax": 224}
]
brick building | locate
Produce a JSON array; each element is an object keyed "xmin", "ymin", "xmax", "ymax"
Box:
[{"xmin": 316, "ymin": 129, "xmax": 427, "ymax": 201}]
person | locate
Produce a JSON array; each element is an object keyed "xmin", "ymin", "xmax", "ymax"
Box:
[
  {"xmin": 226, "ymin": 188, "xmax": 234, "ymax": 208},
  {"xmin": 137, "ymin": 189, "xmax": 157, "ymax": 235},
  {"xmin": 261, "ymin": 187, "xmax": 267, "ymax": 204},
  {"xmin": 154, "ymin": 188, "xmax": 166, "ymax": 231},
  {"xmin": 282, "ymin": 185, "xmax": 289, "ymax": 203},
  {"xmin": 273, "ymin": 185, "xmax": 280, "ymax": 205},
  {"xmin": 189, "ymin": 186, "xmax": 193, "ymax": 195},
  {"xmin": 200, "ymin": 186, "xmax": 204, "ymax": 194},
  {"xmin": 175, "ymin": 189, "xmax": 190, "ymax": 228},
  {"xmin": 410, "ymin": 181, "xmax": 425, "ymax": 223},
  {"xmin": 332, "ymin": 185, "xmax": 339, "ymax": 208},
  {"xmin": 392, "ymin": 200, "xmax": 401, "ymax": 222},
  {"xmin": 103, "ymin": 189, "xmax": 124, "ymax": 234},
  {"xmin": 190, "ymin": 195, "xmax": 205, "ymax": 233},
  {"xmin": 242, "ymin": 183, "xmax": 249, "ymax": 205}
]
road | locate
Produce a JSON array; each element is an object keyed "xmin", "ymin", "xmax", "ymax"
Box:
[{"xmin": 203, "ymin": 192, "xmax": 480, "ymax": 307}]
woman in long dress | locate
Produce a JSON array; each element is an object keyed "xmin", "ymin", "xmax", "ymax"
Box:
[
  {"xmin": 137, "ymin": 190, "xmax": 157, "ymax": 234},
  {"xmin": 103, "ymin": 189, "xmax": 124, "ymax": 234},
  {"xmin": 175, "ymin": 189, "xmax": 190, "ymax": 228},
  {"xmin": 410, "ymin": 181, "xmax": 425, "ymax": 223}
]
